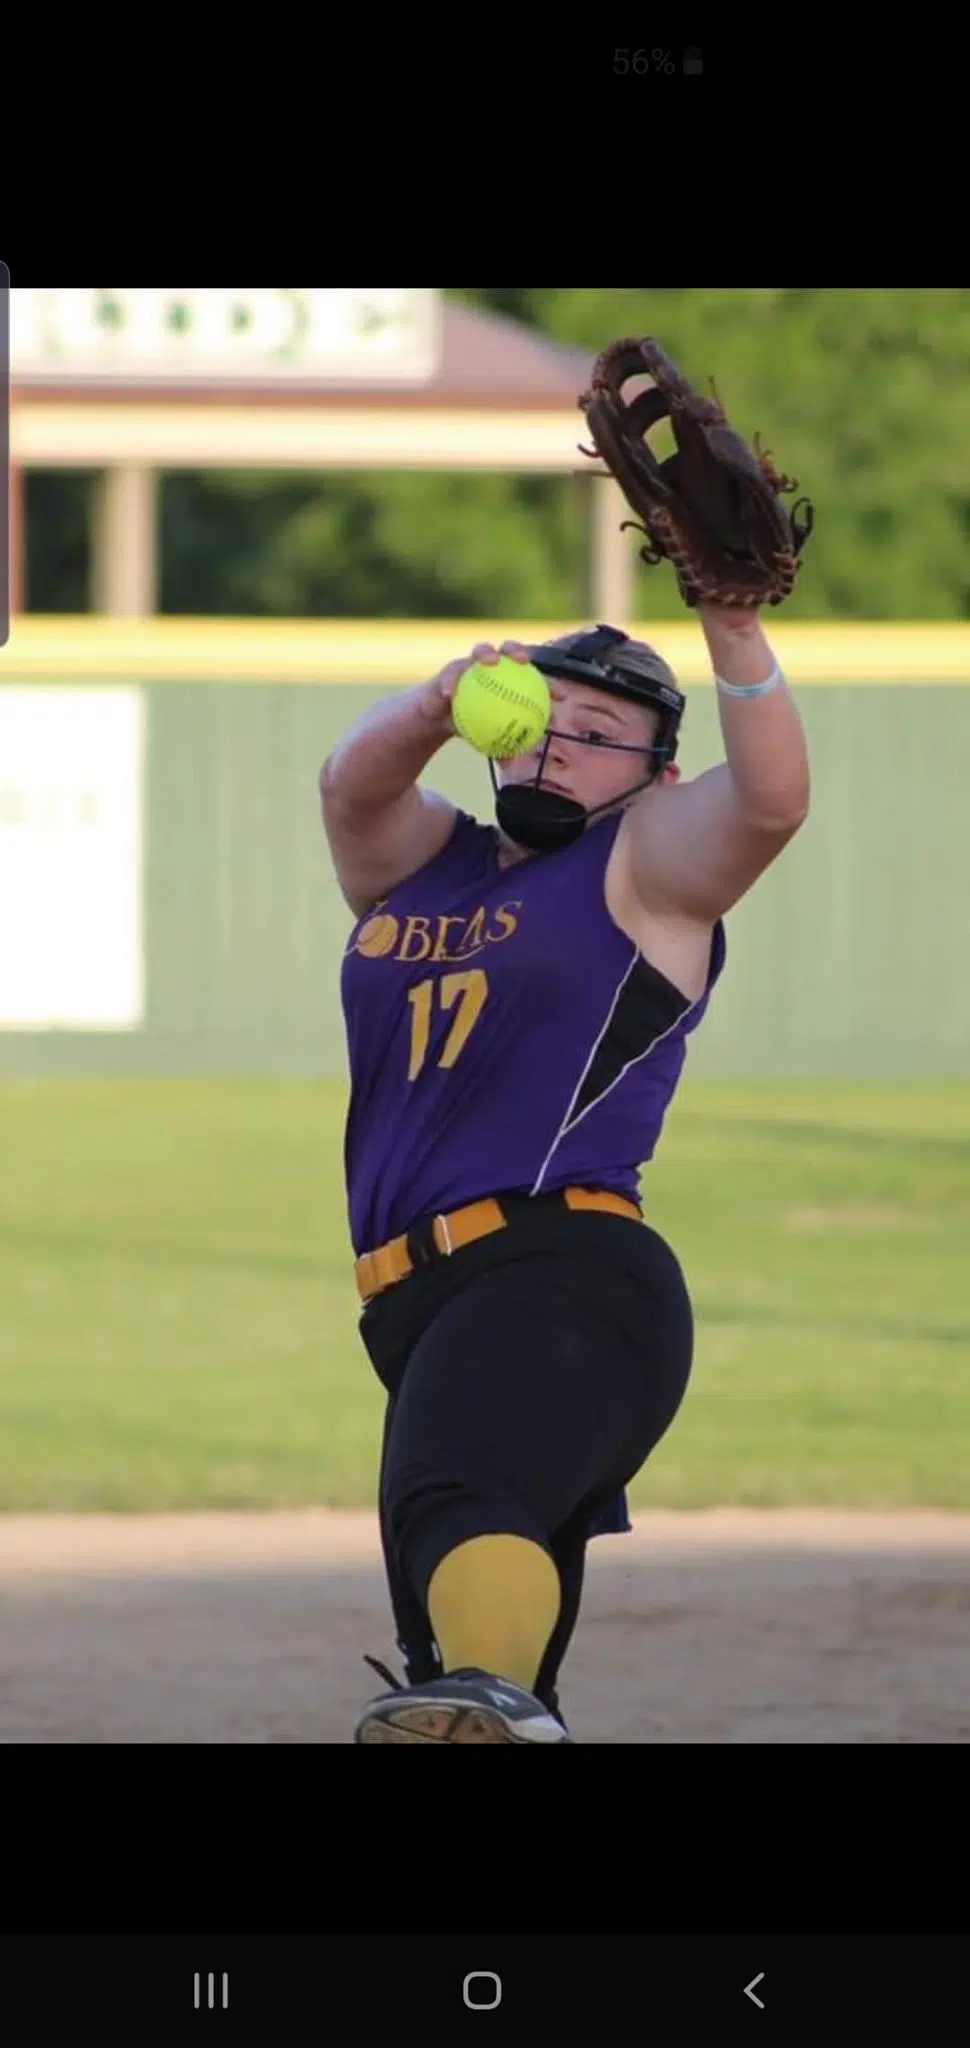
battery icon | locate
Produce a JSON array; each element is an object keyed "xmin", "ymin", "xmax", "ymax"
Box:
[{"xmin": 683, "ymin": 46, "xmax": 703, "ymax": 72}]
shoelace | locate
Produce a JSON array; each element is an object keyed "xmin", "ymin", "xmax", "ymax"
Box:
[{"xmin": 362, "ymin": 1654, "xmax": 403, "ymax": 1691}]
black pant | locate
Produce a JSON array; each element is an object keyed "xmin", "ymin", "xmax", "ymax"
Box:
[{"xmin": 359, "ymin": 1198, "xmax": 694, "ymax": 1716}]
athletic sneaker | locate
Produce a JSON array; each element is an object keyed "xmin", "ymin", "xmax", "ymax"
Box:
[{"xmin": 353, "ymin": 1665, "xmax": 573, "ymax": 1744}]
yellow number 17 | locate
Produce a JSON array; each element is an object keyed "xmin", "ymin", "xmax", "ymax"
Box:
[{"xmin": 407, "ymin": 970, "xmax": 489, "ymax": 1082}]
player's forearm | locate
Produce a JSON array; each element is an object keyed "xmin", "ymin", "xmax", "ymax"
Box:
[
  {"xmin": 320, "ymin": 684, "xmax": 453, "ymax": 815},
  {"xmin": 699, "ymin": 607, "xmax": 810, "ymax": 827}
]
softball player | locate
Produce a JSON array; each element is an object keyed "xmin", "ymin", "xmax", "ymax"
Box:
[{"xmin": 321, "ymin": 608, "xmax": 810, "ymax": 1742}]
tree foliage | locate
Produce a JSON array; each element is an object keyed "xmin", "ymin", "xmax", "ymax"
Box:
[{"xmin": 25, "ymin": 290, "xmax": 970, "ymax": 620}]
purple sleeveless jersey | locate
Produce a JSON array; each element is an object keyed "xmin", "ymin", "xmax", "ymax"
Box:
[{"xmin": 340, "ymin": 808, "xmax": 725, "ymax": 1260}]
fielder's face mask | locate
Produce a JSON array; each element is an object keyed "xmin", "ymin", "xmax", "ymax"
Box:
[{"xmin": 490, "ymin": 623, "xmax": 686, "ymax": 854}]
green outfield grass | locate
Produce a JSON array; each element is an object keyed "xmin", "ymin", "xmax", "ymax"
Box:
[{"xmin": 1, "ymin": 1078, "xmax": 968, "ymax": 1511}]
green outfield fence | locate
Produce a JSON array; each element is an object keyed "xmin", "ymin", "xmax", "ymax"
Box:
[{"xmin": 2, "ymin": 618, "xmax": 969, "ymax": 1079}]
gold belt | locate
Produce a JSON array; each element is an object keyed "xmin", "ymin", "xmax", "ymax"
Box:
[{"xmin": 354, "ymin": 1185, "xmax": 642, "ymax": 1304}]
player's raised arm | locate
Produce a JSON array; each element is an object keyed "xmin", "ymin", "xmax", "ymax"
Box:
[
  {"xmin": 319, "ymin": 648, "xmax": 470, "ymax": 916},
  {"xmin": 621, "ymin": 604, "xmax": 810, "ymax": 923},
  {"xmin": 577, "ymin": 333, "xmax": 814, "ymax": 925},
  {"xmin": 700, "ymin": 604, "xmax": 811, "ymax": 830}
]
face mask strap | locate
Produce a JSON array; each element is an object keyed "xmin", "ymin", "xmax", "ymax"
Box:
[
  {"xmin": 488, "ymin": 730, "xmax": 554, "ymax": 802},
  {"xmin": 489, "ymin": 727, "xmax": 671, "ymax": 850},
  {"xmin": 544, "ymin": 728, "xmax": 663, "ymax": 761},
  {"xmin": 581, "ymin": 770, "xmax": 660, "ymax": 822}
]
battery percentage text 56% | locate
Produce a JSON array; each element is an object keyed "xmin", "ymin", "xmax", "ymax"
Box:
[{"xmin": 614, "ymin": 48, "xmax": 674, "ymax": 73}]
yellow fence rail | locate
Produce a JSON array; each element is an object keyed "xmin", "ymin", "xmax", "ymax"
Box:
[{"xmin": 3, "ymin": 617, "xmax": 970, "ymax": 686}]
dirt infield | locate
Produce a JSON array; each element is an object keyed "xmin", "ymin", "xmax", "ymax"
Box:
[{"xmin": 0, "ymin": 1508, "xmax": 966, "ymax": 1743}]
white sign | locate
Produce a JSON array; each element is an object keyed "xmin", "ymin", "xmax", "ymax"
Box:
[
  {"xmin": 0, "ymin": 688, "xmax": 144, "ymax": 1029},
  {"xmin": 9, "ymin": 288, "xmax": 440, "ymax": 384}
]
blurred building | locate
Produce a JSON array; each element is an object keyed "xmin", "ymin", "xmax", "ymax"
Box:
[{"xmin": 8, "ymin": 288, "xmax": 634, "ymax": 623}]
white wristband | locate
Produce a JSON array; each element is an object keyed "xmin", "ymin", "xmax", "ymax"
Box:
[{"xmin": 715, "ymin": 663, "xmax": 783, "ymax": 699}]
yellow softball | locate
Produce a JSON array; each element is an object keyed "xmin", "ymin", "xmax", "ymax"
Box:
[{"xmin": 451, "ymin": 656, "xmax": 551, "ymax": 759}]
